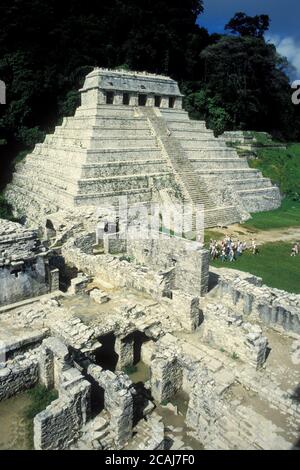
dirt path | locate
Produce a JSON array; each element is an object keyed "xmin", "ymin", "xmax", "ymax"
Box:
[{"xmin": 210, "ymin": 225, "xmax": 300, "ymax": 246}]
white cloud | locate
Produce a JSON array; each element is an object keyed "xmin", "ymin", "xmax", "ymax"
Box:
[{"xmin": 267, "ymin": 34, "xmax": 300, "ymax": 78}]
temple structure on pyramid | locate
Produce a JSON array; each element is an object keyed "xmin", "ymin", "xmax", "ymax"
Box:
[{"xmin": 6, "ymin": 68, "xmax": 281, "ymax": 228}]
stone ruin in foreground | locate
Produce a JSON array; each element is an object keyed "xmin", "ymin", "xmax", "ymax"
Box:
[{"xmin": 0, "ymin": 70, "xmax": 299, "ymax": 451}]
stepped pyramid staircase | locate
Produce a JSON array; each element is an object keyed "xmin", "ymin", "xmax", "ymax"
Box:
[
  {"xmin": 160, "ymin": 108, "xmax": 281, "ymax": 214},
  {"xmin": 141, "ymin": 107, "xmax": 241, "ymax": 228}
]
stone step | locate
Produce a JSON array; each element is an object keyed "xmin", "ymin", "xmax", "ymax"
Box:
[
  {"xmin": 18, "ymin": 163, "xmax": 154, "ymax": 197},
  {"xmin": 186, "ymin": 148, "xmax": 238, "ymax": 158},
  {"xmin": 170, "ymin": 129, "xmax": 215, "ymax": 137},
  {"xmin": 12, "ymin": 173, "xmax": 76, "ymax": 206},
  {"xmin": 81, "ymin": 160, "xmax": 168, "ymax": 178},
  {"xmin": 229, "ymin": 178, "xmax": 273, "ymax": 190},
  {"xmin": 74, "ymin": 188, "xmax": 153, "ymax": 206},
  {"xmin": 27, "ymin": 155, "xmax": 168, "ymax": 179},
  {"xmin": 143, "ymin": 108, "xmax": 222, "ymax": 213},
  {"xmin": 183, "ymin": 143, "xmax": 236, "ymax": 151},
  {"xmin": 32, "ymin": 143, "xmax": 87, "ymax": 160},
  {"xmin": 237, "ymin": 187, "xmax": 280, "ymax": 198},
  {"xmin": 189, "ymin": 158, "xmax": 249, "ymax": 170},
  {"xmin": 159, "ymin": 111, "xmax": 190, "ymax": 121},
  {"xmin": 238, "ymin": 193, "xmax": 281, "ymax": 213},
  {"xmin": 32, "ymin": 144, "xmax": 162, "ymax": 164},
  {"xmin": 55, "ymin": 126, "xmax": 152, "ymax": 139},
  {"xmin": 86, "ymin": 150, "xmax": 162, "ymax": 164},
  {"xmin": 63, "ymin": 116, "xmax": 148, "ymax": 130},
  {"xmin": 12, "ymin": 171, "xmax": 155, "ymax": 209},
  {"xmin": 21, "ymin": 160, "xmax": 83, "ymax": 182},
  {"xmin": 6, "ymin": 183, "xmax": 59, "ymax": 213},
  {"xmin": 167, "ymin": 119, "xmax": 207, "ymax": 128},
  {"xmin": 45, "ymin": 134, "xmax": 158, "ymax": 150},
  {"xmin": 14, "ymin": 167, "xmax": 78, "ymax": 194},
  {"xmin": 180, "ymin": 140, "xmax": 228, "ymax": 149},
  {"xmin": 77, "ymin": 171, "xmax": 170, "ymax": 194},
  {"xmin": 27, "ymin": 153, "xmax": 85, "ymax": 170},
  {"xmin": 204, "ymin": 206, "xmax": 242, "ymax": 228},
  {"xmin": 196, "ymin": 169, "xmax": 261, "ymax": 179},
  {"xmin": 167, "ymin": 123, "xmax": 209, "ymax": 132},
  {"xmin": 75, "ymin": 105, "xmax": 137, "ymax": 118}
]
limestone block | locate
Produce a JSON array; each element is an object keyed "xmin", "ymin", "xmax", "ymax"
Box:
[
  {"xmin": 115, "ymin": 334, "xmax": 135, "ymax": 371},
  {"xmin": 50, "ymin": 269, "xmax": 60, "ymax": 292},
  {"xmin": 151, "ymin": 354, "xmax": 183, "ymax": 403},
  {"xmin": 90, "ymin": 288, "xmax": 109, "ymax": 304},
  {"xmin": 103, "ymin": 233, "xmax": 127, "ymax": 255},
  {"xmin": 171, "ymin": 291, "xmax": 202, "ymax": 331},
  {"xmin": 68, "ymin": 273, "xmax": 89, "ymax": 294}
]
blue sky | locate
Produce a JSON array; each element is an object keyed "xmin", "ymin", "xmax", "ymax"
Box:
[{"xmin": 198, "ymin": 0, "xmax": 300, "ymax": 76}]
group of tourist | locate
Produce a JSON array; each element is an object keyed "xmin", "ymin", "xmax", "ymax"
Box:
[
  {"xmin": 209, "ymin": 236, "xmax": 258, "ymax": 262},
  {"xmin": 209, "ymin": 236, "xmax": 300, "ymax": 261}
]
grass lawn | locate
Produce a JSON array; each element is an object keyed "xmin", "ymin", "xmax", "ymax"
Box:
[
  {"xmin": 242, "ymin": 139, "xmax": 300, "ymax": 230},
  {"xmin": 242, "ymin": 198, "xmax": 300, "ymax": 231},
  {"xmin": 204, "ymin": 229, "xmax": 223, "ymax": 243},
  {"xmin": 211, "ymin": 242, "xmax": 300, "ymax": 294},
  {"xmin": 249, "ymin": 142, "xmax": 300, "ymax": 197}
]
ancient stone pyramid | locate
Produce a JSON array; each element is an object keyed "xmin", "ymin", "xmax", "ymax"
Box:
[{"xmin": 6, "ymin": 68, "xmax": 281, "ymax": 227}]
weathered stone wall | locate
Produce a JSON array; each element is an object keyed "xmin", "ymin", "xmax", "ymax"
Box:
[
  {"xmin": 201, "ymin": 303, "xmax": 268, "ymax": 369},
  {"xmin": 149, "ymin": 335, "xmax": 183, "ymax": 403},
  {"xmin": 0, "ymin": 355, "xmax": 39, "ymax": 401},
  {"xmin": 34, "ymin": 368, "xmax": 91, "ymax": 450},
  {"xmin": 212, "ymin": 268, "xmax": 300, "ymax": 334},
  {"xmin": 172, "ymin": 292, "xmax": 203, "ymax": 331},
  {"xmin": 127, "ymin": 232, "xmax": 209, "ymax": 297},
  {"xmin": 186, "ymin": 366, "xmax": 294, "ymax": 450},
  {"xmin": 103, "ymin": 233, "xmax": 127, "ymax": 255},
  {"xmin": 38, "ymin": 337, "xmax": 71, "ymax": 390},
  {"xmin": 62, "ymin": 238, "xmax": 170, "ymax": 301},
  {"xmin": 151, "ymin": 355, "xmax": 183, "ymax": 403},
  {"xmin": 0, "ymin": 219, "xmax": 50, "ymax": 306},
  {"xmin": 87, "ymin": 364, "xmax": 133, "ymax": 448},
  {"xmin": 0, "ymin": 262, "xmax": 49, "ymax": 306}
]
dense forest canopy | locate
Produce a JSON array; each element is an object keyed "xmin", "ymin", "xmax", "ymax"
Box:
[{"xmin": 0, "ymin": 0, "xmax": 300, "ymax": 190}]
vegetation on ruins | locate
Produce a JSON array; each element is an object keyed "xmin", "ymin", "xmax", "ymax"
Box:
[{"xmin": 249, "ymin": 143, "xmax": 300, "ymax": 202}]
